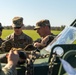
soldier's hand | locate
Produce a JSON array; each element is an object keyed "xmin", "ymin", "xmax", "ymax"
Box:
[
  {"xmin": 34, "ymin": 41, "xmax": 46, "ymax": 48},
  {"xmin": 34, "ymin": 42, "xmax": 42, "ymax": 48},
  {"xmin": 7, "ymin": 50, "xmax": 19, "ymax": 66}
]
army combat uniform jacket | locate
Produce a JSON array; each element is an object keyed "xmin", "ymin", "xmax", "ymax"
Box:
[
  {"xmin": 1, "ymin": 32, "xmax": 33, "ymax": 52},
  {"xmin": 34, "ymin": 33, "xmax": 56, "ymax": 49},
  {"xmin": 0, "ymin": 38, "xmax": 4, "ymax": 52},
  {"xmin": 0, "ymin": 38, "xmax": 4, "ymax": 46}
]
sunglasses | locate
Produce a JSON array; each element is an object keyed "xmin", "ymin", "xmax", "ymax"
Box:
[{"xmin": 14, "ymin": 27, "xmax": 21, "ymax": 29}]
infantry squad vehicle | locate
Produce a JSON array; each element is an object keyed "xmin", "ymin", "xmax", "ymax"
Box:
[{"xmin": 0, "ymin": 19, "xmax": 76, "ymax": 75}]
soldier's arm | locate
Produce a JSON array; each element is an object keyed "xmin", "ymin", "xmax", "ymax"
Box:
[
  {"xmin": 2, "ymin": 64, "xmax": 17, "ymax": 75},
  {"xmin": 29, "ymin": 37, "xmax": 33, "ymax": 44},
  {"xmin": 1, "ymin": 50, "xmax": 19, "ymax": 75},
  {"xmin": 34, "ymin": 35, "xmax": 55, "ymax": 48},
  {"xmin": 33, "ymin": 36, "xmax": 49, "ymax": 48},
  {"xmin": 0, "ymin": 39, "xmax": 13, "ymax": 52}
]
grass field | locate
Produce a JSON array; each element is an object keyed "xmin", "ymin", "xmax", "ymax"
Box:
[{"xmin": 2, "ymin": 30, "xmax": 61, "ymax": 40}]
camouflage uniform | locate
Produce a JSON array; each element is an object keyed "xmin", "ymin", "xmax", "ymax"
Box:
[
  {"xmin": 1, "ymin": 17, "xmax": 33, "ymax": 52},
  {"xmin": 34, "ymin": 34, "xmax": 56, "ymax": 49},
  {"xmin": 34, "ymin": 19, "xmax": 56, "ymax": 49},
  {"xmin": 0, "ymin": 23, "xmax": 4, "ymax": 46},
  {"xmin": 0, "ymin": 38, "xmax": 4, "ymax": 46},
  {"xmin": 4, "ymin": 32, "xmax": 33, "ymax": 51}
]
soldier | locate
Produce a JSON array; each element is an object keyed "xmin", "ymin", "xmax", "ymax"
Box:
[
  {"xmin": 0, "ymin": 23, "xmax": 4, "ymax": 46},
  {"xmin": 34, "ymin": 19, "xmax": 56, "ymax": 49},
  {"xmin": 2, "ymin": 16, "xmax": 33, "ymax": 52},
  {"xmin": 0, "ymin": 50, "xmax": 19, "ymax": 75}
]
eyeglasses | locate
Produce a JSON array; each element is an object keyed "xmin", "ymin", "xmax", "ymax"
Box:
[{"xmin": 14, "ymin": 27, "xmax": 21, "ymax": 29}]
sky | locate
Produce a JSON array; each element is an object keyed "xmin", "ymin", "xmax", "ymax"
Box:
[{"xmin": 0, "ymin": 0, "xmax": 76, "ymax": 27}]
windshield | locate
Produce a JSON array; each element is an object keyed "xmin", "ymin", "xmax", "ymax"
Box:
[{"xmin": 45, "ymin": 26, "xmax": 76, "ymax": 52}]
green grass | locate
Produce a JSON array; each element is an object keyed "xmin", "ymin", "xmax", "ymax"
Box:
[
  {"xmin": 2, "ymin": 30, "xmax": 61, "ymax": 40},
  {"xmin": 51, "ymin": 30, "xmax": 61, "ymax": 35}
]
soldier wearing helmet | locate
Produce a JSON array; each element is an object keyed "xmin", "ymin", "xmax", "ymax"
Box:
[
  {"xmin": 34, "ymin": 19, "xmax": 56, "ymax": 49},
  {"xmin": 2, "ymin": 16, "xmax": 33, "ymax": 52}
]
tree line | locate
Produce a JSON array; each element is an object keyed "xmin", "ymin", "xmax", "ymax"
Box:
[{"xmin": 3, "ymin": 25, "xmax": 65, "ymax": 31}]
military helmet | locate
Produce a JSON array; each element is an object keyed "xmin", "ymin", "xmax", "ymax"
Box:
[
  {"xmin": 34, "ymin": 19, "xmax": 51, "ymax": 30},
  {"xmin": 12, "ymin": 16, "xmax": 24, "ymax": 27}
]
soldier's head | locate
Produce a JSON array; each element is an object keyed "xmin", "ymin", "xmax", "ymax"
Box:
[
  {"xmin": 12, "ymin": 16, "xmax": 24, "ymax": 35},
  {"xmin": 34, "ymin": 19, "xmax": 51, "ymax": 30},
  {"xmin": 0, "ymin": 23, "xmax": 4, "ymax": 36},
  {"xmin": 34, "ymin": 19, "xmax": 51, "ymax": 37}
]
